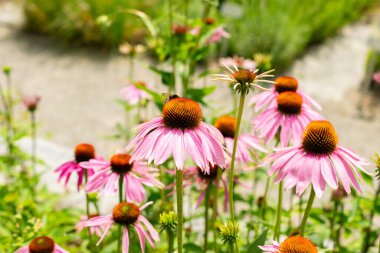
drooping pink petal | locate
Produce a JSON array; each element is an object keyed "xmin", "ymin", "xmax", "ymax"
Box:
[{"xmin": 123, "ymin": 226, "xmax": 129, "ymax": 253}]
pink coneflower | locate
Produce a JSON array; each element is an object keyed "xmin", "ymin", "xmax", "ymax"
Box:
[
  {"xmin": 206, "ymin": 26, "xmax": 230, "ymax": 44},
  {"xmin": 82, "ymin": 153, "xmax": 163, "ymax": 203},
  {"xmin": 250, "ymin": 76, "xmax": 321, "ymax": 112},
  {"xmin": 259, "ymin": 236, "xmax": 318, "ymax": 253},
  {"xmin": 55, "ymin": 144, "xmax": 95, "ymax": 191},
  {"xmin": 168, "ymin": 165, "xmax": 229, "ymax": 210},
  {"xmin": 203, "ymin": 17, "xmax": 216, "ymax": 25},
  {"xmin": 22, "ymin": 94, "xmax": 41, "ymax": 112},
  {"xmin": 253, "ymin": 91, "xmax": 323, "ymax": 147},
  {"xmin": 213, "ymin": 64, "xmax": 275, "ymax": 94},
  {"xmin": 373, "ymin": 71, "xmax": 380, "ymax": 84},
  {"xmin": 214, "ymin": 115, "xmax": 266, "ymax": 163},
  {"xmin": 267, "ymin": 120, "xmax": 369, "ymax": 198},
  {"xmin": 172, "ymin": 24, "xmax": 189, "ymax": 35},
  {"xmin": 219, "ymin": 56, "xmax": 256, "ymax": 70},
  {"xmin": 76, "ymin": 214, "xmax": 103, "ymax": 237},
  {"xmin": 86, "ymin": 202, "xmax": 159, "ymax": 253},
  {"xmin": 14, "ymin": 236, "xmax": 68, "ymax": 253},
  {"xmin": 120, "ymin": 81, "xmax": 150, "ymax": 105},
  {"xmin": 127, "ymin": 97, "xmax": 225, "ymax": 172}
]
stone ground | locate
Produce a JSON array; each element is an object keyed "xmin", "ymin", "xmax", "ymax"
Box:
[{"xmin": 1, "ymin": 1, "xmax": 380, "ymax": 209}]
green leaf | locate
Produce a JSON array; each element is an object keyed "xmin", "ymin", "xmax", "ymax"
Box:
[
  {"xmin": 183, "ymin": 242, "xmax": 203, "ymax": 252},
  {"xmin": 149, "ymin": 66, "xmax": 174, "ymax": 87},
  {"xmin": 187, "ymin": 86, "xmax": 216, "ymax": 105},
  {"xmin": 246, "ymin": 229, "xmax": 268, "ymax": 253},
  {"xmin": 135, "ymin": 83, "xmax": 164, "ymax": 110}
]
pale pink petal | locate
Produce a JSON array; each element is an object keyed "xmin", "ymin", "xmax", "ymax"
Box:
[{"xmin": 123, "ymin": 226, "xmax": 129, "ymax": 253}]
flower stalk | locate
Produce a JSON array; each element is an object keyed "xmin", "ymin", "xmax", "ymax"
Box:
[
  {"xmin": 176, "ymin": 169, "xmax": 184, "ymax": 253},
  {"xmin": 299, "ymin": 189, "xmax": 316, "ymax": 236},
  {"xmin": 273, "ymin": 181, "xmax": 283, "ymax": 240},
  {"xmin": 204, "ymin": 182, "xmax": 212, "ymax": 252},
  {"xmin": 228, "ymin": 93, "xmax": 246, "ymax": 221}
]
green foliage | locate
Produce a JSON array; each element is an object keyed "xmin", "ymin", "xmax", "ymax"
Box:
[
  {"xmin": 22, "ymin": 0, "xmax": 160, "ymax": 48},
  {"xmin": 226, "ymin": 0, "xmax": 376, "ymax": 69}
]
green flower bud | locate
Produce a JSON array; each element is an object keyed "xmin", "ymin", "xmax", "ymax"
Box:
[
  {"xmin": 159, "ymin": 211, "xmax": 178, "ymax": 233},
  {"xmin": 217, "ymin": 220, "xmax": 239, "ymax": 245}
]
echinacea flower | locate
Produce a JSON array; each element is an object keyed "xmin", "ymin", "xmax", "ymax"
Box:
[
  {"xmin": 22, "ymin": 94, "xmax": 41, "ymax": 112},
  {"xmin": 82, "ymin": 153, "xmax": 163, "ymax": 203},
  {"xmin": 373, "ymin": 71, "xmax": 380, "ymax": 84},
  {"xmin": 127, "ymin": 97, "xmax": 225, "ymax": 172},
  {"xmin": 76, "ymin": 214, "xmax": 104, "ymax": 237},
  {"xmin": 214, "ymin": 115, "xmax": 266, "ymax": 163},
  {"xmin": 172, "ymin": 24, "xmax": 189, "ymax": 35},
  {"xmin": 267, "ymin": 120, "xmax": 369, "ymax": 198},
  {"xmin": 206, "ymin": 26, "xmax": 230, "ymax": 44},
  {"xmin": 203, "ymin": 17, "xmax": 216, "ymax": 25},
  {"xmin": 253, "ymin": 91, "xmax": 323, "ymax": 147},
  {"xmin": 250, "ymin": 76, "xmax": 321, "ymax": 112},
  {"xmin": 213, "ymin": 64, "xmax": 275, "ymax": 94},
  {"xmin": 86, "ymin": 202, "xmax": 159, "ymax": 253},
  {"xmin": 15, "ymin": 236, "xmax": 68, "ymax": 253},
  {"xmin": 55, "ymin": 143, "xmax": 95, "ymax": 191},
  {"xmin": 120, "ymin": 81, "xmax": 150, "ymax": 105},
  {"xmin": 176, "ymin": 165, "xmax": 228, "ymax": 210},
  {"xmin": 219, "ymin": 56, "xmax": 256, "ymax": 70},
  {"xmin": 259, "ymin": 236, "xmax": 318, "ymax": 253}
]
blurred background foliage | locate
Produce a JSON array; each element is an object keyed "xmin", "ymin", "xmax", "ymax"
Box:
[{"xmin": 22, "ymin": 0, "xmax": 377, "ymax": 69}]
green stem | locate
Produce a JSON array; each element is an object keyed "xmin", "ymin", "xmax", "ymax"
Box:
[
  {"xmin": 31, "ymin": 111, "xmax": 36, "ymax": 172},
  {"xmin": 204, "ymin": 182, "xmax": 212, "ymax": 252},
  {"xmin": 299, "ymin": 189, "xmax": 315, "ymax": 236},
  {"xmin": 176, "ymin": 169, "xmax": 184, "ymax": 253},
  {"xmin": 361, "ymin": 183, "xmax": 380, "ymax": 253},
  {"xmin": 168, "ymin": 231, "xmax": 174, "ymax": 253},
  {"xmin": 273, "ymin": 181, "xmax": 283, "ymax": 240},
  {"xmin": 228, "ymin": 242, "xmax": 234, "ymax": 253},
  {"xmin": 260, "ymin": 176, "xmax": 271, "ymax": 229},
  {"xmin": 335, "ymin": 203, "xmax": 344, "ymax": 250},
  {"xmin": 118, "ymin": 176, "xmax": 124, "ymax": 253},
  {"xmin": 212, "ymin": 168, "xmax": 222, "ymax": 253},
  {"xmin": 287, "ymin": 189, "xmax": 294, "ymax": 232},
  {"xmin": 228, "ymin": 93, "xmax": 246, "ymax": 222},
  {"xmin": 168, "ymin": 0, "xmax": 176, "ymax": 93},
  {"xmin": 330, "ymin": 200, "xmax": 338, "ymax": 248},
  {"xmin": 84, "ymin": 170, "xmax": 94, "ymax": 251}
]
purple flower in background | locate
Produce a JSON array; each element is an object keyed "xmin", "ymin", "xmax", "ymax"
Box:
[
  {"xmin": 373, "ymin": 71, "xmax": 380, "ymax": 84},
  {"xmin": 22, "ymin": 94, "xmax": 41, "ymax": 112}
]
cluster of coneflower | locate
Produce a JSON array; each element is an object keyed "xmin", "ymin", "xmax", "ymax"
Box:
[{"xmin": 16, "ymin": 63, "xmax": 375, "ymax": 253}]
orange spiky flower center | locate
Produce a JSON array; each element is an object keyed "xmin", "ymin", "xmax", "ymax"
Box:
[
  {"xmin": 110, "ymin": 154, "xmax": 133, "ymax": 174},
  {"xmin": 172, "ymin": 24, "xmax": 189, "ymax": 35},
  {"xmin": 197, "ymin": 165, "xmax": 219, "ymax": 180},
  {"xmin": 162, "ymin": 97, "xmax": 203, "ymax": 129},
  {"xmin": 302, "ymin": 120, "xmax": 338, "ymax": 155},
  {"xmin": 275, "ymin": 76, "xmax": 298, "ymax": 93},
  {"xmin": 203, "ymin": 17, "xmax": 216, "ymax": 25},
  {"xmin": 29, "ymin": 236, "xmax": 55, "ymax": 253},
  {"xmin": 214, "ymin": 115, "xmax": 236, "ymax": 138},
  {"xmin": 277, "ymin": 91, "xmax": 303, "ymax": 115},
  {"xmin": 278, "ymin": 236, "xmax": 318, "ymax": 253},
  {"xmin": 232, "ymin": 70, "xmax": 256, "ymax": 84},
  {"xmin": 112, "ymin": 202, "xmax": 140, "ymax": 225},
  {"xmin": 74, "ymin": 143, "xmax": 95, "ymax": 163}
]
